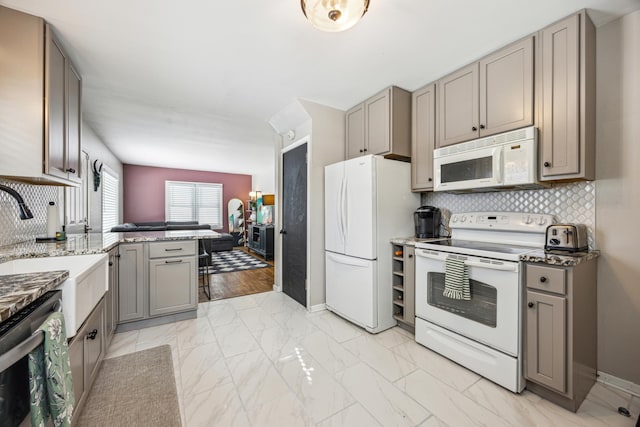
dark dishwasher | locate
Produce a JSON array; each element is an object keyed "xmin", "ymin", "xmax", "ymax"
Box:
[{"xmin": 0, "ymin": 290, "xmax": 62, "ymax": 427}]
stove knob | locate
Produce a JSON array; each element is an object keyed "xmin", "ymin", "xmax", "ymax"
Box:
[
  {"xmin": 460, "ymin": 215, "xmax": 467, "ymax": 223},
  {"xmin": 537, "ymin": 217, "xmax": 547, "ymax": 226},
  {"xmin": 524, "ymin": 215, "xmax": 533, "ymax": 225},
  {"xmin": 452, "ymin": 216, "xmax": 458, "ymax": 223}
]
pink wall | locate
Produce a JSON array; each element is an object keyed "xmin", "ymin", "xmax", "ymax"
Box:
[{"xmin": 123, "ymin": 164, "xmax": 252, "ymax": 232}]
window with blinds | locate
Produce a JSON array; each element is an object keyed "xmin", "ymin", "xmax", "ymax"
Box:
[
  {"xmin": 102, "ymin": 168, "xmax": 119, "ymax": 232},
  {"xmin": 165, "ymin": 181, "xmax": 223, "ymax": 229}
]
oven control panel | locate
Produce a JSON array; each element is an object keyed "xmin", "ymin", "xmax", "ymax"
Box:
[{"xmin": 449, "ymin": 212, "xmax": 556, "ymax": 232}]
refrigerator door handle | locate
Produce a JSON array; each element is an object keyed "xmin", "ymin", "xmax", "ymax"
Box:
[
  {"xmin": 338, "ymin": 177, "xmax": 347, "ymax": 244},
  {"xmin": 342, "ymin": 176, "xmax": 348, "ymax": 240},
  {"xmin": 327, "ymin": 252, "xmax": 370, "ymax": 267}
]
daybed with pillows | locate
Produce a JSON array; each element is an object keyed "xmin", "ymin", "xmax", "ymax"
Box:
[{"xmin": 110, "ymin": 221, "xmax": 234, "ymax": 252}]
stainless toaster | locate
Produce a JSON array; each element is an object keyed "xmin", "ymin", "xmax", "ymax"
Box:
[{"xmin": 545, "ymin": 224, "xmax": 588, "ymax": 252}]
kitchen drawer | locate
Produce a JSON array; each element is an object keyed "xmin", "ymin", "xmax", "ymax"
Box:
[
  {"xmin": 526, "ymin": 264, "xmax": 566, "ymax": 295},
  {"xmin": 148, "ymin": 240, "xmax": 196, "ymax": 258}
]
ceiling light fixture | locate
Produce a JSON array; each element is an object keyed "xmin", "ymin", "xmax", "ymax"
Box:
[{"xmin": 301, "ymin": 0, "xmax": 370, "ymax": 32}]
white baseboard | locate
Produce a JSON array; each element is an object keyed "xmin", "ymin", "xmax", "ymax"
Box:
[
  {"xmin": 272, "ymin": 283, "xmax": 282, "ymax": 292},
  {"xmin": 597, "ymin": 371, "xmax": 640, "ymax": 397},
  {"xmin": 308, "ymin": 303, "xmax": 326, "ymax": 313}
]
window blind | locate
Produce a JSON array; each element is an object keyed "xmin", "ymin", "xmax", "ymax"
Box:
[
  {"xmin": 165, "ymin": 181, "xmax": 223, "ymax": 229},
  {"xmin": 102, "ymin": 168, "xmax": 119, "ymax": 232}
]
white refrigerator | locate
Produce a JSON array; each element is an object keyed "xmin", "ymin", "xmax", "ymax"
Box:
[{"xmin": 324, "ymin": 155, "xmax": 419, "ymax": 333}]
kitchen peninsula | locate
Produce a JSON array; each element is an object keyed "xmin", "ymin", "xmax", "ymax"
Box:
[{"xmin": 0, "ymin": 229, "xmax": 221, "ymax": 330}]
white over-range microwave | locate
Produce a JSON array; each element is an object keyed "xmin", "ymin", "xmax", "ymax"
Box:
[{"xmin": 434, "ymin": 126, "xmax": 545, "ymax": 192}]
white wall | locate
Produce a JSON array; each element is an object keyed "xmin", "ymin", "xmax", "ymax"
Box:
[
  {"xmin": 272, "ymin": 100, "xmax": 344, "ymax": 308},
  {"xmin": 82, "ymin": 122, "xmax": 124, "ymax": 232},
  {"xmin": 595, "ymin": 9, "xmax": 640, "ymax": 384}
]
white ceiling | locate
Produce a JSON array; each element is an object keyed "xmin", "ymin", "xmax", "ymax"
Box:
[{"xmin": 2, "ymin": 0, "xmax": 639, "ymax": 176}]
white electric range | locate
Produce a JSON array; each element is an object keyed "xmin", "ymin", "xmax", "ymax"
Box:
[{"xmin": 414, "ymin": 211, "xmax": 555, "ymax": 392}]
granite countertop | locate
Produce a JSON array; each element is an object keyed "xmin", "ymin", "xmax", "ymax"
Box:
[
  {"xmin": 0, "ymin": 270, "xmax": 69, "ymax": 322},
  {"xmin": 390, "ymin": 236, "xmax": 599, "ymax": 266},
  {"xmin": 390, "ymin": 236, "xmax": 449, "ymax": 246},
  {"xmin": 0, "ymin": 229, "xmax": 223, "ymax": 263},
  {"xmin": 521, "ymin": 250, "xmax": 600, "ymax": 266}
]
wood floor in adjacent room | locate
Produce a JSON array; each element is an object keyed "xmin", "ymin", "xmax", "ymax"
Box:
[{"xmin": 198, "ymin": 247, "xmax": 274, "ymax": 303}]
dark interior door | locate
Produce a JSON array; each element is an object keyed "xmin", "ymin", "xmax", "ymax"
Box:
[{"xmin": 282, "ymin": 143, "xmax": 307, "ymax": 307}]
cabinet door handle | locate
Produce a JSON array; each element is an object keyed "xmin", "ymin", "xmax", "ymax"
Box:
[
  {"xmin": 363, "ymin": 148, "xmax": 368, "ymax": 152},
  {"xmin": 479, "ymin": 124, "xmax": 485, "ymax": 130},
  {"xmin": 408, "ymin": 254, "xmax": 413, "ymax": 258},
  {"xmin": 66, "ymin": 168, "xmax": 76, "ymax": 173},
  {"xmin": 428, "ymin": 178, "xmax": 433, "ymax": 182},
  {"xmin": 86, "ymin": 329, "xmax": 98, "ymax": 340},
  {"xmin": 359, "ymin": 149, "xmax": 364, "ymax": 153},
  {"xmin": 472, "ymin": 126, "xmax": 478, "ymax": 131},
  {"xmin": 108, "ymin": 261, "xmax": 113, "ymax": 266},
  {"xmin": 544, "ymin": 161, "xmax": 551, "ymax": 167},
  {"xmin": 279, "ymin": 229, "xmax": 287, "ymax": 235},
  {"xmin": 527, "ymin": 302, "xmax": 535, "ymax": 308},
  {"xmin": 539, "ymin": 276, "xmax": 547, "ymax": 283},
  {"xmin": 165, "ymin": 259, "xmax": 183, "ymax": 264},
  {"xmin": 164, "ymin": 248, "xmax": 183, "ymax": 252}
]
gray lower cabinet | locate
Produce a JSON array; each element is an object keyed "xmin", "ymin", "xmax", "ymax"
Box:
[
  {"xmin": 411, "ymin": 83, "xmax": 436, "ymax": 192},
  {"xmin": 118, "ymin": 243, "xmax": 144, "ymax": 322},
  {"xmin": 69, "ymin": 298, "xmax": 105, "ymax": 423},
  {"xmin": 117, "ymin": 240, "xmax": 198, "ymax": 328},
  {"xmin": 104, "ymin": 246, "xmax": 119, "ymax": 347},
  {"xmin": 149, "ymin": 256, "xmax": 197, "ymax": 317},
  {"xmin": 537, "ymin": 11, "xmax": 595, "ymax": 181},
  {"xmin": 524, "ymin": 259, "xmax": 597, "ymax": 412}
]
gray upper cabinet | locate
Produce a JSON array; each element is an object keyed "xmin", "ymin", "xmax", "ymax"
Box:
[
  {"xmin": 480, "ymin": 37, "xmax": 533, "ymax": 137},
  {"xmin": 437, "ymin": 37, "xmax": 534, "ymax": 147},
  {"xmin": 346, "ymin": 103, "xmax": 365, "ymax": 160},
  {"xmin": 437, "ymin": 63, "xmax": 479, "ymax": 147},
  {"xmin": 0, "ymin": 6, "xmax": 81, "ymax": 186},
  {"xmin": 65, "ymin": 62, "xmax": 82, "ymax": 181},
  {"xmin": 345, "ymin": 86, "xmax": 411, "ymax": 161},
  {"xmin": 538, "ymin": 11, "xmax": 595, "ymax": 181},
  {"xmin": 411, "ymin": 83, "xmax": 436, "ymax": 192}
]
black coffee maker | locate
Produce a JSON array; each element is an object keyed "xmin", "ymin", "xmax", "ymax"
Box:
[{"xmin": 414, "ymin": 206, "xmax": 441, "ymax": 238}]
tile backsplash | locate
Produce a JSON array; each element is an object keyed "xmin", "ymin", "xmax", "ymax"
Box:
[
  {"xmin": 0, "ymin": 178, "xmax": 60, "ymax": 247},
  {"xmin": 422, "ymin": 181, "xmax": 596, "ymax": 248}
]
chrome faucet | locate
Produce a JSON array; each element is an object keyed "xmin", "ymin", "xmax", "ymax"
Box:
[{"xmin": 0, "ymin": 184, "xmax": 34, "ymax": 220}]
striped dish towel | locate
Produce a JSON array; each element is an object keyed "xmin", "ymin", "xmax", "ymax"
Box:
[{"xmin": 443, "ymin": 256, "xmax": 471, "ymax": 300}]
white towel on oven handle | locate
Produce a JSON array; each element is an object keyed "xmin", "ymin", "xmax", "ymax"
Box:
[{"xmin": 443, "ymin": 256, "xmax": 471, "ymax": 300}]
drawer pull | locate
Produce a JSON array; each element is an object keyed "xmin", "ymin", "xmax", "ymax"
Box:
[
  {"xmin": 527, "ymin": 302, "xmax": 535, "ymax": 308},
  {"xmin": 539, "ymin": 276, "xmax": 547, "ymax": 283},
  {"xmin": 165, "ymin": 260, "xmax": 183, "ymax": 264},
  {"xmin": 164, "ymin": 248, "xmax": 183, "ymax": 252},
  {"xmin": 86, "ymin": 329, "xmax": 98, "ymax": 340}
]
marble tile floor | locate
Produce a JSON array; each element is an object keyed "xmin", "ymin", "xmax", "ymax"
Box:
[{"xmin": 105, "ymin": 291, "xmax": 639, "ymax": 427}]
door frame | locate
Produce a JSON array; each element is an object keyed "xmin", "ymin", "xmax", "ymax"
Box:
[{"xmin": 278, "ymin": 136, "xmax": 311, "ymax": 309}]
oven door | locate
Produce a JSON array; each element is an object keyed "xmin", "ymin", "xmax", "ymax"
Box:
[
  {"xmin": 434, "ymin": 145, "xmax": 503, "ymax": 191},
  {"xmin": 415, "ymin": 248, "xmax": 520, "ymax": 356}
]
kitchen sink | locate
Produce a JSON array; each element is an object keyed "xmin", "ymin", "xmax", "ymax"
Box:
[{"xmin": 0, "ymin": 253, "xmax": 108, "ymax": 338}]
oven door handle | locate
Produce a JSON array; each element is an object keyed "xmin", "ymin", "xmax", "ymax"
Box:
[
  {"xmin": 464, "ymin": 260, "xmax": 518, "ymax": 272},
  {"xmin": 415, "ymin": 250, "xmax": 445, "ymax": 260}
]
